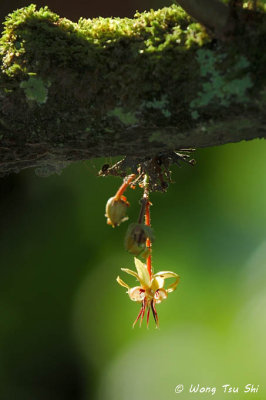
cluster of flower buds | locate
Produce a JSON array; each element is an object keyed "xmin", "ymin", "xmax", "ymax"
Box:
[{"xmin": 104, "ymin": 172, "xmax": 179, "ymax": 328}]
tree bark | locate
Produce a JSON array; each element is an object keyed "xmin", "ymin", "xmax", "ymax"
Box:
[
  {"xmin": 173, "ymin": 0, "xmax": 234, "ymax": 37},
  {"xmin": 0, "ymin": 3, "xmax": 265, "ymax": 176}
]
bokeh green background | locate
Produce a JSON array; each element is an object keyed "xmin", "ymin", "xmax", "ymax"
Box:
[
  {"xmin": 1, "ymin": 1, "xmax": 266, "ymax": 399},
  {"xmin": 1, "ymin": 141, "xmax": 266, "ymax": 399}
]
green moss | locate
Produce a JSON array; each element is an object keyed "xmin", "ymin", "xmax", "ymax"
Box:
[
  {"xmin": 191, "ymin": 110, "xmax": 199, "ymax": 120},
  {"xmin": 141, "ymin": 95, "xmax": 171, "ymax": 118},
  {"xmin": 148, "ymin": 129, "xmax": 186, "ymax": 147},
  {"xmin": 0, "ymin": 4, "xmax": 208, "ymax": 78},
  {"xmin": 20, "ymin": 76, "xmax": 49, "ymax": 104},
  {"xmin": 0, "ymin": 3, "xmax": 264, "ymax": 142},
  {"xmin": 148, "ymin": 130, "xmax": 162, "ymax": 142},
  {"xmin": 108, "ymin": 107, "xmax": 138, "ymax": 125}
]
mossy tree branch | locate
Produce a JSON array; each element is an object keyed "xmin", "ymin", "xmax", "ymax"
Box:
[
  {"xmin": 0, "ymin": 3, "xmax": 265, "ymax": 176},
  {"xmin": 175, "ymin": 0, "xmax": 234, "ymax": 37}
]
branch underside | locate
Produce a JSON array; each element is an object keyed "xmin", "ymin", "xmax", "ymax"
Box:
[{"xmin": 0, "ymin": 4, "xmax": 265, "ymax": 176}]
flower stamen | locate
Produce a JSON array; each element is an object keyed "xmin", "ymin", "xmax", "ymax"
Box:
[
  {"xmin": 133, "ymin": 299, "xmax": 145, "ymax": 328},
  {"xmin": 140, "ymin": 298, "xmax": 147, "ymax": 327},
  {"xmin": 151, "ymin": 299, "xmax": 159, "ymax": 328}
]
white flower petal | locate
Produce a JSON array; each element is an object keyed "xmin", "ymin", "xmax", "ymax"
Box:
[
  {"xmin": 128, "ymin": 286, "xmax": 145, "ymax": 302},
  {"xmin": 154, "ymin": 288, "xmax": 168, "ymax": 303}
]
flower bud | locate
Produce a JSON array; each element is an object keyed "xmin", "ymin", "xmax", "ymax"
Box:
[
  {"xmin": 105, "ymin": 195, "xmax": 129, "ymax": 227},
  {"xmin": 124, "ymin": 223, "xmax": 154, "ymax": 258}
]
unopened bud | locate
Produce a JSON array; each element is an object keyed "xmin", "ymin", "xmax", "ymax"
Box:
[
  {"xmin": 125, "ymin": 223, "xmax": 154, "ymax": 257},
  {"xmin": 105, "ymin": 195, "xmax": 129, "ymax": 227}
]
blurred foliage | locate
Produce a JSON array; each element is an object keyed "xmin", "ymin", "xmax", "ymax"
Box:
[{"xmin": 1, "ymin": 139, "xmax": 266, "ymax": 399}]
